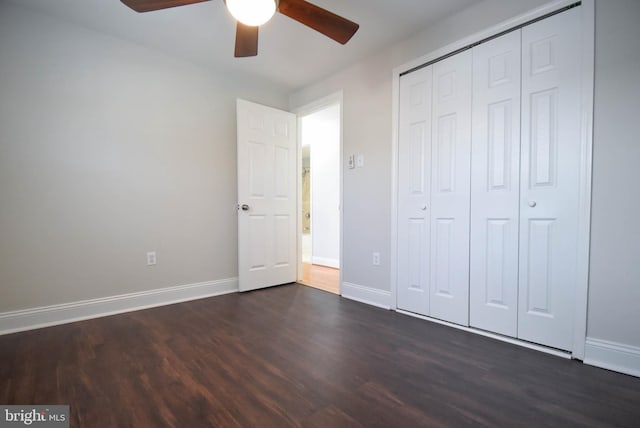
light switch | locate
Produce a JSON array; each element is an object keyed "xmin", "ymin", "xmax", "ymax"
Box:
[
  {"xmin": 356, "ymin": 154, "xmax": 365, "ymax": 168},
  {"xmin": 372, "ymin": 252, "xmax": 380, "ymax": 266},
  {"xmin": 347, "ymin": 154, "xmax": 355, "ymax": 169}
]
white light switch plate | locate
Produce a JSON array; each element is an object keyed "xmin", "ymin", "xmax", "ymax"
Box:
[
  {"xmin": 347, "ymin": 154, "xmax": 355, "ymax": 169},
  {"xmin": 372, "ymin": 252, "xmax": 380, "ymax": 266}
]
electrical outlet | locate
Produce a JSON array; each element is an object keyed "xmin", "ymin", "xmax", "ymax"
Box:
[
  {"xmin": 372, "ymin": 252, "xmax": 381, "ymax": 266},
  {"xmin": 146, "ymin": 251, "xmax": 157, "ymax": 266}
]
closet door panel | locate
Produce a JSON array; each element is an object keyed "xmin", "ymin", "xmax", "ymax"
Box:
[
  {"xmin": 397, "ymin": 67, "xmax": 432, "ymax": 316},
  {"xmin": 470, "ymin": 31, "xmax": 521, "ymax": 337},
  {"xmin": 518, "ymin": 8, "xmax": 582, "ymax": 350},
  {"xmin": 429, "ymin": 50, "xmax": 472, "ymax": 326}
]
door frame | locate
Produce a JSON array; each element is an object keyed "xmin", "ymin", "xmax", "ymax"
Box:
[
  {"xmin": 293, "ymin": 91, "xmax": 344, "ymax": 294},
  {"xmin": 390, "ymin": 0, "xmax": 595, "ymax": 359}
]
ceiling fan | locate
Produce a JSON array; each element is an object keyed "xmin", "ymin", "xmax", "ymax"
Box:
[{"xmin": 120, "ymin": 0, "xmax": 360, "ymax": 57}]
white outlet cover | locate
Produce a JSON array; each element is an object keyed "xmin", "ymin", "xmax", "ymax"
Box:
[{"xmin": 356, "ymin": 154, "xmax": 365, "ymax": 167}]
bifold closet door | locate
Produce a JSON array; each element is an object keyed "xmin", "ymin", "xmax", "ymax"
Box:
[
  {"xmin": 470, "ymin": 31, "xmax": 522, "ymax": 337},
  {"xmin": 429, "ymin": 50, "xmax": 472, "ymax": 326},
  {"xmin": 398, "ymin": 6, "xmax": 584, "ymax": 350},
  {"xmin": 518, "ymin": 8, "xmax": 582, "ymax": 351},
  {"xmin": 397, "ymin": 67, "xmax": 432, "ymax": 316}
]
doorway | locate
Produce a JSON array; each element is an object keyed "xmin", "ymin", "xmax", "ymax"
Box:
[{"xmin": 296, "ymin": 95, "xmax": 342, "ymax": 295}]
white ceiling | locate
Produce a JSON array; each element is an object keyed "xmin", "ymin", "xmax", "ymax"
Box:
[{"xmin": 9, "ymin": 0, "xmax": 478, "ymax": 91}]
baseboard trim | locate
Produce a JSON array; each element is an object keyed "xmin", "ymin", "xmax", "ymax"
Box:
[
  {"xmin": 311, "ymin": 257, "xmax": 340, "ymax": 269},
  {"xmin": 341, "ymin": 282, "xmax": 391, "ymax": 310},
  {"xmin": 0, "ymin": 278, "xmax": 239, "ymax": 336},
  {"xmin": 584, "ymin": 338, "xmax": 640, "ymax": 378}
]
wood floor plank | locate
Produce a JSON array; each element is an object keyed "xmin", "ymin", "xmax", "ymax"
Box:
[
  {"xmin": 1, "ymin": 284, "xmax": 639, "ymax": 427},
  {"xmin": 299, "ymin": 263, "xmax": 339, "ymax": 294},
  {"xmin": 303, "ymin": 405, "xmax": 366, "ymax": 428}
]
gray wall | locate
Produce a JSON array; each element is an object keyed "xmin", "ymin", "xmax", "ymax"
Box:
[
  {"xmin": 0, "ymin": 3, "xmax": 288, "ymax": 312},
  {"xmin": 588, "ymin": 0, "xmax": 640, "ymax": 347}
]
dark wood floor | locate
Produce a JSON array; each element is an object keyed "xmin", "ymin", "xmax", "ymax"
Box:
[{"xmin": 1, "ymin": 284, "xmax": 639, "ymax": 427}]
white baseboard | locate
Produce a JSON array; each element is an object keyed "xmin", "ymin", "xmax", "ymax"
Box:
[
  {"xmin": 341, "ymin": 282, "xmax": 391, "ymax": 310},
  {"xmin": 584, "ymin": 337, "xmax": 640, "ymax": 378},
  {"xmin": 311, "ymin": 256, "xmax": 339, "ymax": 269},
  {"xmin": 0, "ymin": 278, "xmax": 238, "ymax": 336}
]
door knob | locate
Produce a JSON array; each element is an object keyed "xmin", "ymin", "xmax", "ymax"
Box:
[
  {"xmin": 528, "ymin": 201, "xmax": 537, "ymax": 208},
  {"xmin": 421, "ymin": 205, "xmax": 428, "ymax": 211},
  {"xmin": 241, "ymin": 204, "xmax": 250, "ymax": 211}
]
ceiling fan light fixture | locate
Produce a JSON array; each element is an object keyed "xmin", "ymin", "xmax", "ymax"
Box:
[{"xmin": 226, "ymin": 0, "xmax": 276, "ymax": 27}]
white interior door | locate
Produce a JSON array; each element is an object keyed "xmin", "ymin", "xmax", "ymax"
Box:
[
  {"xmin": 237, "ymin": 99, "xmax": 297, "ymax": 292},
  {"xmin": 429, "ymin": 50, "xmax": 472, "ymax": 326},
  {"xmin": 397, "ymin": 66, "xmax": 433, "ymax": 315},
  {"xmin": 470, "ymin": 31, "xmax": 522, "ymax": 337},
  {"xmin": 518, "ymin": 9, "xmax": 582, "ymax": 350}
]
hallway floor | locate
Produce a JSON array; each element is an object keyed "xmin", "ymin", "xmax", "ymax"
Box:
[{"xmin": 299, "ymin": 263, "xmax": 339, "ymax": 294}]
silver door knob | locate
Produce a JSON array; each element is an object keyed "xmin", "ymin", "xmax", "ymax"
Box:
[
  {"xmin": 528, "ymin": 201, "xmax": 537, "ymax": 208},
  {"xmin": 241, "ymin": 204, "xmax": 250, "ymax": 211},
  {"xmin": 421, "ymin": 205, "xmax": 428, "ymax": 211}
]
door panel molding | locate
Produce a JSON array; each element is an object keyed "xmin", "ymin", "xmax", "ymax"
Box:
[
  {"xmin": 469, "ymin": 30, "xmax": 521, "ymax": 338},
  {"xmin": 391, "ymin": 0, "xmax": 594, "ymax": 358},
  {"xmin": 396, "ymin": 67, "xmax": 432, "ymax": 315},
  {"xmin": 237, "ymin": 99, "xmax": 297, "ymax": 292}
]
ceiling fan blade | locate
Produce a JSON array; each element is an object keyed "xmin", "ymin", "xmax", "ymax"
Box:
[
  {"xmin": 120, "ymin": 0, "xmax": 209, "ymax": 13},
  {"xmin": 235, "ymin": 23, "xmax": 259, "ymax": 57},
  {"xmin": 278, "ymin": 0, "xmax": 359, "ymax": 45}
]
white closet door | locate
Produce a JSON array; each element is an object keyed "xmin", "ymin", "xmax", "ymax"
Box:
[
  {"xmin": 429, "ymin": 50, "xmax": 472, "ymax": 326},
  {"xmin": 518, "ymin": 8, "xmax": 582, "ymax": 350},
  {"xmin": 470, "ymin": 31, "xmax": 522, "ymax": 337},
  {"xmin": 397, "ymin": 67, "xmax": 433, "ymax": 316}
]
